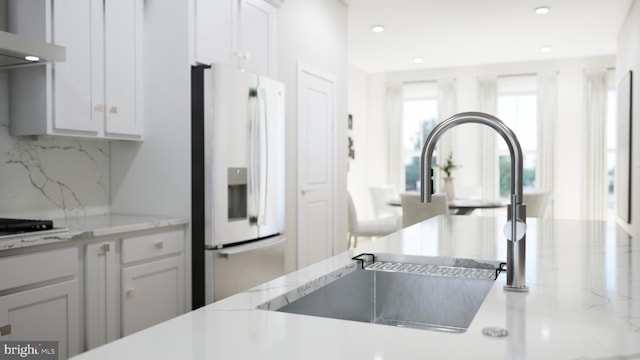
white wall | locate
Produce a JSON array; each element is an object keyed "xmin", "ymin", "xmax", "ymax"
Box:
[
  {"xmin": 109, "ymin": 1, "xmax": 192, "ymax": 308},
  {"xmin": 347, "ymin": 66, "xmax": 371, "ymax": 218},
  {"xmin": 617, "ymin": 0, "xmax": 640, "ymax": 238},
  {"xmin": 278, "ymin": 0, "xmax": 348, "ymax": 271},
  {"xmin": 348, "ymin": 55, "xmax": 616, "ymax": 220},
  {"xmin": 110, "ymin": 1, "xmax": 191, "ymax": 219}
]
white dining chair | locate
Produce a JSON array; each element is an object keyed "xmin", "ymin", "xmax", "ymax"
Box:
[
  {"xmin": 369, "ymin": 185, "xmax": 402, "ymax": 230},
  {"xmin": 347, "ymin": 192, "xmax": 397, "ymax": 248},
  {"xmin": 400, "ymin": 192, "xmax": 448, "ymax": 227},
  {"xmin": 523, "ymin": 189, "xmax": 553, "ymax": 218}
]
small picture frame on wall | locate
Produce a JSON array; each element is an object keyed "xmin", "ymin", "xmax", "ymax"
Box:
[{"xmin": 616, "ymin": 70, "xmax": 632, "ymax": 223}]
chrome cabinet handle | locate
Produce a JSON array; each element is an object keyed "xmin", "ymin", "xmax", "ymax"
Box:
[
  {"xmin": 101, "ymin": 243, "xmax": 110, "ymax": 254},
  {"xmin": 1, "ymin": 324, "xmax": 11, "ymax": 336},
  {"xmin": 234, "ymin": 50, "xmax": 250, "ymax": 59}
]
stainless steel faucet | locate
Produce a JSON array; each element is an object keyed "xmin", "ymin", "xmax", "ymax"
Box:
[{"xmin": 420, "ymin": 111, "xmax": 528, "ymax": 292}]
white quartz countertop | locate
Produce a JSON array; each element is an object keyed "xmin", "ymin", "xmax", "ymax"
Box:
[
  {"xmin": 0, "ymin": 214, "xmax": 188, "ymax": 251},
  {"xmin": 71, "ymin": 216, "xmax": 640, "ymax": 359}
]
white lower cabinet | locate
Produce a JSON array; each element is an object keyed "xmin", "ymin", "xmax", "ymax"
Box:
[
  {"xmin": 0, "ymin": 247, "xmax": 81, "ymax": 359},
  {"xmin": 0, "ymin": 281, "xmax": 80, "ymax": 359},
  {"xmin": 85, "ymin": 241, "xmax": 118, "ymax": 350},
  {"xmin": 121, "ymin": 256, "xmax": 184, "ymax": 336},
  {"xmin": 84, "ymin": 228, "xmax": 185, "ymax": 348},
  {"xmin": 120, "ymin": 228, "xmax": 185, "ymax": 336},
  {"xmin": 0, "ymin": 227, "xmax": 185, "ymax": 355}
]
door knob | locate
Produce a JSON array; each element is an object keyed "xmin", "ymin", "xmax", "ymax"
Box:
[{"xmin": 301, "ymin": 187, "xmax": 312, "ymax": 195}]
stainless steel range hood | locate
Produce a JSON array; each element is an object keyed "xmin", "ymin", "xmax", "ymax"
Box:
[{"xmin": 0, "ymin": 30, "xmax": 65, "ymax": 68}]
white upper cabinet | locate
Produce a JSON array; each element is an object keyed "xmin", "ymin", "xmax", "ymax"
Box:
[
  {"xmin": 8, "ymin": 0, "xmax": 144, "ymax": 140},
  {"xmin": 239, "ymin": 0, "xmax": 278, "ymax": 77},
  {"xmin": 103, "ymin": 0, "xmax": 144, "ymax": 137},
  {"xmin": 195, "ymin": 0, "xmax": 279, "ymax": 78},
  {"xmin": 194, "ymin": 0, "xmax": 236, "ymax": 67}
]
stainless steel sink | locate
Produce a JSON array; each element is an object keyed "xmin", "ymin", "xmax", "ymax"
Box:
[{"xmin": 259, "ymin": 254, "xmax": 501, "ymax": 333}]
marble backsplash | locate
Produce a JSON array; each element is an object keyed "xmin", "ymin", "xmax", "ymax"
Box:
[{"xmin": 0, "ymin": 72, "xmax": 111, "ymax": 220}]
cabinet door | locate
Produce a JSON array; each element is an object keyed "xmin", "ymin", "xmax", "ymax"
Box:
[
  {"xmin": 121, "ymin": 256, "xmax": 183, "ymax": 336},
  {"xmin": 51, "ymin": 0, "xmax": 103, "ymax": 135},
  {"xmin": 195, "ymin": 0, "xmax": 237, "ymax": 66},
  {"xmin": 239, "ymin": 0, "xmax": 278, "ymax": 77},
  {"xmin": 85, "ymin": 241, "xmax": 118, "ymax": 350},
  {"xmin": 0, "ymin": 280, "xmax": 80, "ymax": 359},
  {"xmin": 104, "ymin": 0, "xmax": 144, "ymax": 137}
]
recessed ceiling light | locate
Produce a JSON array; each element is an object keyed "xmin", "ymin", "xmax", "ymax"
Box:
[
  {"xmin": 535, "ymin": 6, "xmax": 550, "ymax": 15},
  {"xmin": 540, "ymin": 46, "xmax": 552, "ymax": 53},
  {"xmin": 24, "ymin": 55, "xmax": 40, "ymax": 62},
  {"xmin": 413, "ymin": 57, "xmax": 424, "ymax": 64},
  {"xmin": 371, "ymin": 25, "xmax": 385, "ymax": 33}
]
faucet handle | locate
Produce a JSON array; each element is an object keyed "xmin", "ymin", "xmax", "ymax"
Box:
[
  {"xmin": 430, "ymin": 168, "xmax": 434, "ymax": 195},
  {"xmin": 503, "ymin": 220, "xmax": 527, "ymax": 241}
]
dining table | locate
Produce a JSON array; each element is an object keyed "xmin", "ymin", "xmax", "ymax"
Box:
[
  {"xmin": 447, "ymin": 198, "xmax": 508, "ymax": 215},
  {"xmin": 388, "ymin": 197, "xmax": 508, "ymax": 215}
]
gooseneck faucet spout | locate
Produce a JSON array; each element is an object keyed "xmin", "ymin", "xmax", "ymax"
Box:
[{"xmin": 420, "ymin": 112, "xmax": 528, "ymax": 292}]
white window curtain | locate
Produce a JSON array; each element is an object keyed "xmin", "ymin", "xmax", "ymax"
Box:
[
  {"xmin": 583, "ymin": 69, "xmax": 609, "ymax": 220},
  {"xmin": 477, "ymin": 76, "xmax": 498, "ymax": 200},
  {"xmin": 537, "ymin": 71, "xmax": 558, "ymax": 217},
  {"xmin": 436, "ymin": 78, "xmax": 457, "ymax": 165},
  {"xmin": 476, "ymin": 76, "xmax": 499, "ymax": 242},
  {"xmin": 385, "ymin": 82, "xmax": 404, "ymax": 191}
]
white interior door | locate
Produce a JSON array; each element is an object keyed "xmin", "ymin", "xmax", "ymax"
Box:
[{"xmin": 297, "ymin": 64, "xmax": 336, "ymax": 268}]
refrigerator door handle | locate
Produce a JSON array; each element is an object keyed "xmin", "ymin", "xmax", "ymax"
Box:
[
  {"xmin": 257, "ymin": 88, "xmax": 269, "ymax": 225},
  {"xmin": 215, "ymin": 236, "xmax": 286, "ymax": 258},
  {"xmin": 248, "ymin": 88, "xmax": 260, "ymax": 224}
]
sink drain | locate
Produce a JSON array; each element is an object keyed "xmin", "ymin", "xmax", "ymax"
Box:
[{"xmin": 482, "ymin": 327, "xmax": 509, "ymax": 338}]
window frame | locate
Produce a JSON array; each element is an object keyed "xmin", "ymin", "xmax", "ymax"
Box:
[
  {"xmin": 496, "ymin": 75, "xmax": 538, "ymax": 198},
  {"xmin": 401, "ymin": 81, "xmax": 438, "ymax": 191}
]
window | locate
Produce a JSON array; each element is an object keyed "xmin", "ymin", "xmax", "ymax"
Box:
[
  {"xmin": 402, "ymin": 82, "xmax": 437, "ymax": 191},
  {"xmin": 497, "ymin": 76, "xmax": 537, "ymax": 198}
]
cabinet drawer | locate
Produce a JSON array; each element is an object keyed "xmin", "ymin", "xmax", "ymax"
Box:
[
  {"xmin": 0, "ymin": 247, "xmax": 78, "ymax": 292},
  {"xmin": 121, "ymin": 229, "xmax": 183, "ymax": 264}
]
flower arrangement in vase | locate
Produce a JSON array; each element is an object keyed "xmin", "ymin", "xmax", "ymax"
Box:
[{"xmin": 438, "ymin": 152, "xmax": 459, "ymax": 201}]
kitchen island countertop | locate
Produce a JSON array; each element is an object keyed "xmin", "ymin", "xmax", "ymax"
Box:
[{"xmin": 71, "ymin": 216, "xmax": 640, "ymax": 359}]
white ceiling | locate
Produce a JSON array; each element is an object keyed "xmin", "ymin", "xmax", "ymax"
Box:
[{"xmin": 346, "ymin": 0, "xmax": 633, "ymax": 73}]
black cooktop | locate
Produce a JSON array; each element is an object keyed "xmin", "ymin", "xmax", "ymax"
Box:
[{"xmin": 0, "ymin": 218, "xmax": 54, "ymax": 236}]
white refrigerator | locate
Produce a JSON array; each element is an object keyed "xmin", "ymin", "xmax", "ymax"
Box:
[{"xmin": 191, "ymin": 64, "xmax": 286, "ymax": 306}]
